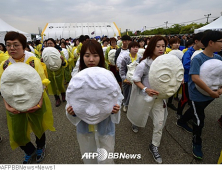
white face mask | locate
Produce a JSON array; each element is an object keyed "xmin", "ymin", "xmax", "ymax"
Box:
[
  {"xmin": 196, "ymin": 59, "xmax": 222, "ymax": 96},
  {"xmin": 66, "ymin": 67, "xmax": 121, "ymax": 124},
  {"xmin": 149, "ymin": 54, "xmax": 184, "ymax": 99},
  {"xmin": 169, "ymin": 49, "xmax": 183, "ymax": 61},
  {"xmin": 42, "ymin": 47, "xmax": 62, "ymax": 71},
  {"xmin": 0, "ymin": 63, "xmax": 43, "ymax": 112},
  {"xmin": 108, "ymin": 49, "xmax": 116, "ymax": 66}
]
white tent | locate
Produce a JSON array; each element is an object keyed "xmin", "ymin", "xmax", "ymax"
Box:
[
  {"xmin": 194, "ymin": 16, "xmax": 222, "ymax": 33},
  {"xmin": 0, "ymin": 18, "xmax": 31, "ymax": 44},
  {"xmin": 41, "ymin": 22, "xmax": 121, "ymax": 40}
]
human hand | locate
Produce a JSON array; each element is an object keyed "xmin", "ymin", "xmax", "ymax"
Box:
[
  {"xmin": 67, "ymin": 106, "xmax": 75, "ymax": 116},
  {"xmin": 26, "ymin": 105, "xmax": 41, "ymax": 113},
  {"xmin": 4, "ymin": 101, "xmax": 20, "ymax": 114},
  {"xmin": 112, "ymin": 104, "xmax": 120, "ymax": 114},
  {"xmin": 60, "ymin": 55, "xmax": 64, "ymax": 62},
  {"xmin": 209, "ymin": 90, "xmax": 220, "ymax": 98},
  {"xmin": 146, "ymin": 88, "xmax": 159, "ymax": 97},
  {"xmin": 124, "ymin": 79, "xmax": 132, "ymax": 85}
]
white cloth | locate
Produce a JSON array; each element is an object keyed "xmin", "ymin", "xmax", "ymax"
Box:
[
  {"xmin": 127, "ymin": 58, "xmax": 168, "ymax": 147},
  {"xmin": 66, "ymin": 68, "xmax": 124, "ymax": 164},
  {"xmin": 116, "ymin": 50, "xmax": 129, "ymax": 69},
  {"xmin": 62, "ymin": 48, "xmax": 69, "ymax": 60}
]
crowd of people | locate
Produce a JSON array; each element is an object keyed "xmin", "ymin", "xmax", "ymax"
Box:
[{"xmin": 0, "ymin": 30, "xmax": 222, "ymax": 164}]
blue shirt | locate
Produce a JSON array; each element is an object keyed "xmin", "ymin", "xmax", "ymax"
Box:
[
  {"xmin": 188, "ymin": 52, "xmax": 222, "ymax": 102},
  {"xmin": 182, "ymin": 46, "xmax": 196, "ymax": 82}
]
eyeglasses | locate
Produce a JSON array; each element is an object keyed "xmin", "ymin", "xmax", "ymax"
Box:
[
  {"xmin": 47, "ymin": 43, "xmax": 54, "ymax": 46},
  {"xmin": 6, "ymin": 44, "xmax": 21, "ymax": 49},
  {"xmin": 216, "ymin": 40, "xmax": 222, "ymax": 43}
]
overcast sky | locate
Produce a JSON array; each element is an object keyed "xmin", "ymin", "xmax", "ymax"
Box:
[{"xmin": 1, "ymin": 0, "xmax": 222, "ymax": 34}]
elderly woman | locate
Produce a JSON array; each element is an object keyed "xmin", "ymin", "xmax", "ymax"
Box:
[{"xmin": 0, "ymin": 31, "xmax": 55, "ymax": 164}]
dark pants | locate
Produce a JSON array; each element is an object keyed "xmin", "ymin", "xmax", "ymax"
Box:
[
  {"xmin": 177, "ymin": 83, "xmax": 191, "ymax": 115},
  {"xmin": 192, "ymin": 100, "xmax": 213, "ymax": 145},
  {"xmin": 20, "ymin": 133, "xmax": 46, "ymax": 155},
  {"xmin": 180, "ymin": 100, "xmax": 213, "ymax": 145}
]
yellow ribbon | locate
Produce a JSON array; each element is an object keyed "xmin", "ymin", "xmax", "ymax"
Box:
[{"xmin": 130, "ymin": 53, "xmax": 137, "ymax": 63}]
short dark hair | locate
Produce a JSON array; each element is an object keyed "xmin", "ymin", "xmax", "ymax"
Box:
[
  {"xmin": 185, "ymin": 38, "xmax": 193, "ymax": 48},
  {"xmin": 193, "ymin": 32, "xmax": 204, "ymax": 42},
  {"xmin": 201, "ymin": 30, "xmax": 222, "ymax": 47},
  {"xmin": 121, "ymin": 35, "xmax": 131, "ymax": 41},
  {"xmin": 79, "ymin": 39, "xmax": 105, "ymax": 71},
  {"xmin": 169, "ymin": 37, "xmax": 180, "ymax": 45},
  {"xmin": 46, "ymin": 38, "xmax": 56, "ymax": 46},
  {"xmin": 109, "ymin": 37, "xmax": 117, "ymax": 42},
  {"xmin": 79, "ymin": 35, "xmax": 86, "ymax": 43},
  {"xmin": 4, "ymin": 31, "xmax": 27, "ymax": 50},
  {"xmin": 128, "ymin": 41, "xmax": 139, "ymax": 50}
]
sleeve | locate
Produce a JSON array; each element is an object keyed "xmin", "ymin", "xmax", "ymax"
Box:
[
  {"xmin": 105, "ymin": 47, "xmax": 110, "ymax": 66},
  {"xmin": 132, "ymin": 61, "xmax": 145, "ymax": 82},
  {"xmin": 71, "ymin": 57, "xmax": 80, "ymax": 77},
  {"xmin": 119, "ymin": 56, "xmax": 127, "ymax": 80},
  {"xmin": 189, "ymin": 57, "xmax": 201, "ymax": 75},
  {"xmin": 33, "ymin": 58, "xmax": 50, "ymax": 87},
  {"xmin": 115, "ymin": 48, "xmax": 121, "ymax": 64},
  {"xmin": 182, "ymin": 51, "xmax": 191, "ymax": 73},
  {"xmin": 65, "ymin": 103, "xmax": 81, "ymax": 126},
  {"xmin": 0, "ymin": 61, "xmax": 5, "ymax": 90},
  {"xmin": 60, "ymin": 51, "xmax": 68, "ymax": 68},
  {"xmin": 111, "ymin": 92, "xmax": 124, "ymax": 124}
]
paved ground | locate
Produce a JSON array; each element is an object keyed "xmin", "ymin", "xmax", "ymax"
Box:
[{"xmin": 0, "ymin": 93, "xmax": 222, "ymax": 164}]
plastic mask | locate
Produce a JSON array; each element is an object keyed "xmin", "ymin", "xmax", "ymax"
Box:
[
  {"xmin": 196, "ymin": 59, "xmax": 222, "ymax": 96},
  {"xmin": 42, "ymin": 47, "xmax": 62, "ymax": 71},
  {"xmin": 1, "ymin": 63, "xmax": 43, "ymax": 112},
  {"xmin": 66, "ymin": 67, "xmax": 121, "ymax": 124},
  {"xmin": 149, "ymin": 54, "xmax": 184, "ymax": 99}
]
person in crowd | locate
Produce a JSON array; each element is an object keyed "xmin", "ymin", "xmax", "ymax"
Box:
[
  {"xmin": 35, "ymin": 40, "xmax": 42, "ymax": 54},
  {"xmin": 115, "ymin": 35, "xmax": 131, "ymax": 88},
  {"xmin": 104, "ymin": 37, "xmax": 118, "ymax": 69},
  {"xmin": 182, "ymin": 38, "xmax": 194, "ymax": 53},
  {"xmin": 176, "ymin": 32, "xmax": 204, "ymax": 120},
  {"xmin": 46, "ymin": 38, "xmax": 68, "ymax": 107},
  {"xmin": 60, "ymin": 42, "xmax": 72, "ymax": 84},
  {"xmin": 102, "ymin": 38, "xmax": 109, "ymax": 56},
  {"xmin": 138, "ymin": 38, "xmax": 145, "ymax": 49},
  {"xmin": 0, "ymin": 43, "xmax": 9, "ymax": 64},
  {"xmin": 165, "ymin": 37, "xmax": 181, "ymax": 111},
  {"xmin": 127, "ymin": 35, "xmax": 167, "ymax": 163},
  {"xmin": 119, "ymin": 41, "xmax": 142, "ymax": 113},
  {"xmin": 66, "ymin": 39, "xmax": 123, "ymax": 164},
  {"xmin": 117, "ymin": 36, "xmax": 122, "ymax": 48},
  {"xmin": 0, "ymin": 31, "xmax": 55, "ymax": 164},
  {"xmin": 145, "ymin": 37, "xmax": 151, "ymax": 48},
  {"xmin": 180, "ymin": 35, "xmax": 187, "ymax": 46},
  {"xmin": 0, "ymin": 43, "xmax": 7, "ymax": 53},
  {"xmin": 177, "ymin": 30, "xmax": 222, "ymax": 159}
]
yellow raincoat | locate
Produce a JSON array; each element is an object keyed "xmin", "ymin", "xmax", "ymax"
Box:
[
  {"xmin": 0, "ymin": 53, "xmax": 55, "ymax": 150},
  {"xmin": 46, "ymin": 51, "xmax": 68, "ymax": 95}
]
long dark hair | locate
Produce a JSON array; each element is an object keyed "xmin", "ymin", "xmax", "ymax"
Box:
[
  {"xmin": 140, "ymin": 35, "xmax": 167, "ymax": 62},
  {"xmin": 79, "ymin": 39, "xmax": 105, "ymax": 71}
]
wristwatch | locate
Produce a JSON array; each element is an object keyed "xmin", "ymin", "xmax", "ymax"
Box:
[{"xmin": 142, "ymin": 87, "xmax": 147, "ymax": 93}]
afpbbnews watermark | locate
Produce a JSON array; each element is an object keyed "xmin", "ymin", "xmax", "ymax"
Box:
[{"xmin": 81, "ymin": 148, "xmax": 141, "ymax": 161}]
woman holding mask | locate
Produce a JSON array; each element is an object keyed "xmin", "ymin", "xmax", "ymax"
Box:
[
  {"xmin": 66, "ymin": 39, "xmax": 123, "ymax": 164},
  {"xmin": 0, "ymin": 31, "xmax": 55, "ymax": 164},
  {"xmin": 46, "ymin": 38, "xmax": 68, "ymax": 106},
  {"xmin": 127, "ymin": 36, "xmax": 168, "ymax": 164}
]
